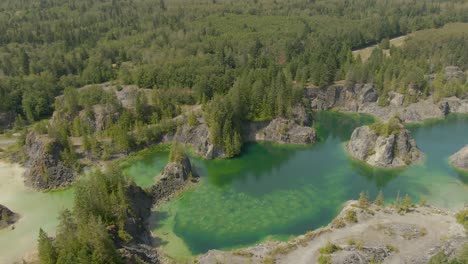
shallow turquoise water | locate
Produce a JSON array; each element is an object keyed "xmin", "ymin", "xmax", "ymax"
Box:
[{"xmin": 123, "ymin": 113, "xmax": 468, "ymax": 257}]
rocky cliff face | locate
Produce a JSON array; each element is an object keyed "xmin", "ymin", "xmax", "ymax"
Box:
[
  {"xmin": 449, "ymin": 145, "xmax": 468, "ymax": 171},
  {"xmin": 0, "ymin": 204, "xmax": 19, "ymax": 229},
  {"xmin": 23, "ymin": 131, "xmax": 76, "ymax": 190},
  {"xmin": 306, "ymin": 83, "xmax": 468, "ymax": 123},
  {"xmin": 243, "ymin": 118, "xmax": 316, "ymax": 145},
  {"xmin": 346, "ymin": 126, "xmax": 423, "ymax": 168},
  {"xmin": 151, "ymin": 156, "xmax": 197, "ymax": 203},
  {"xmin": 163, "ymin": 118, "xmax": 226, "ymax": 159}
]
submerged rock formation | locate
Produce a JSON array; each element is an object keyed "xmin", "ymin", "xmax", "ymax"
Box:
[
  {"xmin": 346, "ymin": 122, "xmax": 423, "ymax": 168},
  {"xmin": 23, "ymin": 131, "xmax": 76, "ymax": 190},
  {"xmin": 198, "ymin": 201, "xmax": 467, "ymax": 264},
  {"xmin": 449, "ymin": 145, "xmax": 468, "ymax": 171},
  {"xmin": 244, "ymin": 118, "xmax": 316, "ymax": 145},
  {"xmin": 0, "ymin": 204, "xmax": 19, "ymax": 229},
  {"xmin": 151, "ymin": 155, "xmax": 197, "ymax": 203}
]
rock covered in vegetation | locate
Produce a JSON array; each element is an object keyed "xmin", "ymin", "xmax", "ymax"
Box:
[
  {"xmin": 244, "ymin": 118, "xmax": 316, "ymax": 145},
  {"xmin": 164, "ymin": 118, "xmax": 226, "ymax": 159},
  {"xmin": 346, "ymin": 120, "xmax": 423, "ymax": 168},
  {"xmin": 306, "ymin": 82, "xmax": 468, "ymax": 123},
  {"xmin": 0, "ymin": 204, "xmax": 19, "ymax": 229},
  {"xmin": 151, "ymin": 155, "xmax": 197, "ymax": 203},
  {"xmin": 449, "ymin": 145, "xmax": 468, "ymax": 171},
  {"xmin": 23, "ymin": 131, "xmax": 76, "ymax": 190}
]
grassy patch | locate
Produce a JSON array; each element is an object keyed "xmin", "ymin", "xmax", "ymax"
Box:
[
  {"xmin": 319, "ymin": 242, "xmax": 341, "ymax": 254},
  {"xmin": 344, "ymin": 210, "xmax": 358, "ymax": 223}
]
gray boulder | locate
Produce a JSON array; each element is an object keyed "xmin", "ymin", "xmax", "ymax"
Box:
[
  {"xmin": 244, "ymin": 118, "xmax": 316, "ymax": 145},
  {"xmin": 346, "ymin": 126, "xmax": 423, "ymax": 168},
  {"xmin": 449, "ymin": 145, "xmax": 468, "ymax": 171},
  {"xmin": 0, "ymin": 204, "xmax": 19, "ymax": 229},
  {"xmin": 444, "ymin": 66, "xmax": 466, "ymax": 83}
]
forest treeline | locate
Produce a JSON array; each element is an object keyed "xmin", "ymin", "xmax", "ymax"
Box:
[
  {"xmin": 1, "ymin": 0, "xmax": 468, "ymax": 158},
  {"xmin": 1, "ymin": 0, "xmax": 468, "ymax": 123}
]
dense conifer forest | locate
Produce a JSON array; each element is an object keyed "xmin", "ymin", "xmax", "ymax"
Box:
[{"xmin": 0, "ymin": 1, "xmax": 467, "ymax": 262}]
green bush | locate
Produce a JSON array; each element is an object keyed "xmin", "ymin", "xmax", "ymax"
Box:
[
  {"xmin": 319, "ymin": 242, "xmax": 341, "ymax": 254},
  {"xmin": 456, "ymin": 209, "xmax": 468, "ymax": 230}
]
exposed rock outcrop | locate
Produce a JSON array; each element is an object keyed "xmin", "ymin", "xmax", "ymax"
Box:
[
  {"xmin": 243, "ymin": 118, "xmax": 316, "ymax": 145},
  {"xmin": 151, "ymin": 156, "xmax": 197, "ymax": 203},
  {"xmin": 449, "ymin": 145, "xmax": 468, "ymax": 171},
  {"xmin": 444, "ymin": 66, "xmax": 466, "ymax": 83},
  {"xmin": 0, "ymin": 204, "xmax": 19, "ymax": 229},
  {"xmin": 346, "ymin": 125, "xmax": 423, "ymax": 168},
  {"xmin": 306, "ymin": 83, "xmax": 468, "ymax": 123},
  {"xmin": 123, "ymin": 184, "xmax": 153, "ymax": 242},
  {"xmin": 163, "ymin": 118, "xmax": 226, "ymax": 159},
  {"xmin": 0, "ymin": 111, "xmax": 15, "ymax": 130},
  {"xmin": 198, "ymin": 202, "xmax": 467, "ymax": 264},
  {"xmin": 23, "ymin": 131, "xmax": 76, "ymax": 190}
]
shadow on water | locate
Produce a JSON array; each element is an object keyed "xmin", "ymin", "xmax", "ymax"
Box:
[
  {"xmin": 349, "ymin": 159, "xmax": 404, "ymax": 188},
  {"xmin": 148, "ymin": 210, "xmax": 170, "ymax": 231},
  {"xmin": 193, "ymin": 143, "xmax": 301, "ymax": 187},
  {"xmin": 144, "ymin": 112, "xmax": 468, "ymax": 258},
  {"xmin": 313, "ymin": 111, "xmax": 375, "ymax": 141},
  {"xmin": 454, "ymin": 168, "xmax": 468, "ymax": 184}
]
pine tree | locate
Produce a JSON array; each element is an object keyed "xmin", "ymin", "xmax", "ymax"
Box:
[
  {"xmin": 187, "ymin": 111, "xmax": 198, "ymax": 126},
  {"xmin": 38, "ymin": 228, "xmax": 58, "ymax": 264},
  {"xmin": 358, "ymin": 191, "xmax": 370, "ymax": 208},
  {"xmin": 374, "ymin": 190, "xmax": 384, "ymax": 206}
]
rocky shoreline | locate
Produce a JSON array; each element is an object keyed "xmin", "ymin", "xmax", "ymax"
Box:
[
  {"xmin": 198, "ymin": 201, "xmax": 467, "ymax": 264},
  {"xmin": 22, "ymin": 131, "xmax": 76, "ymax": 190},
  {"xmin": 307, "ymin": 82, "xmax": 468, "ymax": 124},
  {"xmin": 449, "ymin": 145, "xmax": 468, "ymax": 171}
]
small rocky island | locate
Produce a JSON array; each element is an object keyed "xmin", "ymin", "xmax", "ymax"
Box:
[
  {"xmin": 346, "ymin": 117, "xmax": 423, "ymax": 168},
  {"xmin": 151, "ymin": 144, "xmax": 198, "ymax": 203},
  {"xmin": 449, "ymin": 145, "xmax": 468, "ymax": 171},
  {"xmin": 0, "ymin": 204, "xmax": 18, "ymax": 229}
]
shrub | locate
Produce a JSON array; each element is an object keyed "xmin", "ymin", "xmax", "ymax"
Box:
[
  {"xmin": 169, "ymin": 142, "xmax": 186, "ymax": 163},
  {"xmin": 332, "ymin": 218, "xmax": 346, "ymax": 228},
  {"xmin": 369, "ymin": 116, "xmax": 402, "ymax": 137},
  {"xmin": 318, "ymin": 255, "xmax": 331, "ymax": 264},
  {"xmin": 456, "ymin": 209, "xmax": 468, "ymax": 230},
  {"xmin": 358, "ymin": 191, "xmax": 370, "ymax": 208},
  {"xmin": 374, "ymin": 190, "xmax": 384, "ymax": 206},
  {"xmin": 386, "ymin": 244, "xmax": 399, "ymax": 252},
  {"xmin": 345, "ymin": 210, "xmax": 358, "ymax": 223},
  {"xmin": 319, "ymin": 242, "xmax": 341, "ymax": 254}
]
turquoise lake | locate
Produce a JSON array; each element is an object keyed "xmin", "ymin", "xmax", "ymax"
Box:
[{"xmin": 123, "ymin": 112, "xmax": 468, "ymax": 259}]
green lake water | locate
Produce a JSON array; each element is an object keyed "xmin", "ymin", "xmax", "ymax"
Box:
[
  {"xmin": 126, "ymin": 113, "xmax": 468, "ymax": 260},
  {"xmin": 0, "ymin": 112, "xmax": 467, "ymax": 263}
]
